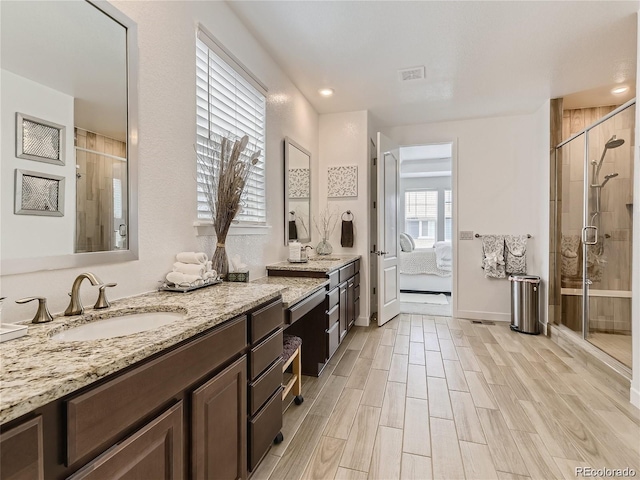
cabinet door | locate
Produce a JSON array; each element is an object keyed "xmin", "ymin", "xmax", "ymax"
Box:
[
  {"xmin": 0, "ymin": 416, "xmax": 44, "ymax": 480},
  {"xmin": 339, "ymin": 283, "xmax": 347, "ymax": 341},
  {"xmin": 192, "ymin": 356, "xmax": 247, "ymax": 480},
  {"xmin": 347, "ymin": 279, "xmax": 355, "ymax": 330},
  {"xmin": 69, "ymin": 402, "xmax": 183, "ymax": 480}
]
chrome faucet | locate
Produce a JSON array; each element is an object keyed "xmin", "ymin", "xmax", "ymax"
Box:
[{"xmin": 64, "ymin": 273, "xmax": 103, "ymax": 316}]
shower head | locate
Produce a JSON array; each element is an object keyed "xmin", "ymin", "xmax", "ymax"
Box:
[
  {"xmin": 600, "ymin": 172, "xmax": 619, "ymax": 188},
  {"xmin": 605, "ymin": 136, "xmax": 624, "ymax": 149},
  {"xmin": 596, "ymin": 136, "xmax": 625, "ymax": 179}
]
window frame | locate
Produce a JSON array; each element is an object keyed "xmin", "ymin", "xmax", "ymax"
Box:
[{"xmin": 195, "ymin": 26, "xmax": 268, "ymax": 228}]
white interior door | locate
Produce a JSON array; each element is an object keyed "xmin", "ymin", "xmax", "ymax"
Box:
[{"xmin": 376, "ymin": 132, "xmax": 400, "ymax": 326}]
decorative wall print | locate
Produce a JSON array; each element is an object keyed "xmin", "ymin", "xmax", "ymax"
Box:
[
  {"xmin": 288, "ymin": 167, "xmax": 310, "ymax": 198},
  {"xmin": 14, "ymin": 169, "xmax": 65, "ymax": 217},
  {"xmin": 328, "ymin": 165, "xmax": 358, "ymax": 198},
  {"xmin": 16, "ymin": 112, "xmax": 66, "ymax": 165}
]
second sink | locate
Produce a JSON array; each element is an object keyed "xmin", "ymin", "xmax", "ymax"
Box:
[{"xmin": 51, "ymin": 311, "xmax": 185, "ymax": 342}]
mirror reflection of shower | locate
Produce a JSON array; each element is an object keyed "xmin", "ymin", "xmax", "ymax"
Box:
[{"xmin": 589, "ymin": 135, "xmax": 622, "ymax": 253}]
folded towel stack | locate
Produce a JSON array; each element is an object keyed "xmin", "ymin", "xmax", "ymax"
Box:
[{"xmin": 165, "ymin": 252, "xmax": 217, "ymax": 287}]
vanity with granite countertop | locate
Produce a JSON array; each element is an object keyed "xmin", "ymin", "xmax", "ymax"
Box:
[
  {"xmin": 265, "ymin": 255, "xmax": 361, "ymax": 376},
  {"xmin": 0, "ymin": 282, "xmax": 289, "ymax": 480}
]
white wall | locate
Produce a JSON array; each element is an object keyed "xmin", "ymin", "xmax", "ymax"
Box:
[
  {"xmin": 386, "ymin": 108, "xmax": 550, "ymax": 322},
  {"xmin": 630, "ymin": 12, "xmax": 640, "ymax": 408},
  {"xmin": 318, "ymin": 111, "xmax": 370, "ymax": 325},
  {"xmin": 1, "ymin": 70, "xmax": 75, "ymax": 260},
  {"xmin": 1, "ymin": 1, "xmax": 319, "ymax": 322}
]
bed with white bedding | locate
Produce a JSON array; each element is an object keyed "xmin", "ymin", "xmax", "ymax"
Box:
[{"xmin": 399, "ymin": 240, "xmax": 452, "ymax": 293}]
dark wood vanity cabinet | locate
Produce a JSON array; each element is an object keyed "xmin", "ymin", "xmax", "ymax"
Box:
[
  {"xmin": 273, "ymin": 258, "xmax": 360, "ymax": 377},
  {"xmin": 0, "ymin": 298, "xmax": 285, "ymax": 480},
  {"xmin": 247, "ymin": 300, "xmax": 284, "ymax": 473},
  {"xmin": 192, "ymin": 357, "xmax": 247, "ymax": 480},
  {"xmin": 69, "ymin": 402, "xmax": 184, "ymax": 480},
  {"xmin": 0, "ymin": 416, "xmax": 44, "ymax": 480}
]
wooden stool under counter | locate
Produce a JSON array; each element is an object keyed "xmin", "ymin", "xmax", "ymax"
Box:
[{"xmin": 281, "ymin": 334, "xmax": 303, "ymax": 406}]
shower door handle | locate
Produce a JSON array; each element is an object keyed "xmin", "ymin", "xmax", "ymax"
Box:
[{"xmin": 582, "ymin": 226, "xmax": 598, "ymax": 245}]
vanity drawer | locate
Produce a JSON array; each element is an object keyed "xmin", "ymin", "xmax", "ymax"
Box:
[
  {"xmin": 249, "ymin": 358, "xmax": 283, "ymax": 416},
  {"xmin": 354, "ymin": 258, "xmax": 361, "ymax": 274},
  {"xmin": 249, "ymin": 388, "xmax": 283, "ymax": 471},
  {"xmin": 326, "ymin": 321, "xmax": 340, "ymax": 360},
  {"xmin": 355, "ymin": 285, "xmax": 360, "ymax": 301},
  {"xmin": 287, "ymin": 288, "xmax": 325, "ymax": 325},
  {"xmin": 339, "ymin": 263, "xmax": 355, "ymax": 283},
  {"xmin": 66, "ymin": 315, "xmax": 247, "ymax": 466},
  {"xmin": 327, "ymin": 287, "xmax": 339, "ymax": 310},
  {"xmin": 354, "ymin": 272, "xmax": 360, "ymax": 287},
  {"xmin": 326, "ymin": 303, "xmax": 339, "ymax": 329},
  {"xmin": 250, "ymin": 328, "xmax": 283, "ymax": 380},
  {"xmin": 250, "ymin": 299, "xmax": 283, "ymax": 343},
  {"xmin": 328, "ymin": 270, "xmax": 339, "ymax": 290}
]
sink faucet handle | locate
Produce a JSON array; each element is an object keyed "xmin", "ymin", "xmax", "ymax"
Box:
[
  {"xmin": 15, "ymin": 297, "xmax": 53, "ymax": 324},
  {"xmin": 94, "ymin": 283, "xmax": 117, "ymax": 310}
]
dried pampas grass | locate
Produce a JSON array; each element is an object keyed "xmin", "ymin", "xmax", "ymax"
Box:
[{"xmin": 196, "ymin": 133, "xmax": 261, "ymax": 277}]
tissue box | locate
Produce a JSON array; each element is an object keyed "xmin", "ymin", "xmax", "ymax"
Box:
[{"xmin": 227, "ymin": 271, "xmax": 249, "ymax": 282}]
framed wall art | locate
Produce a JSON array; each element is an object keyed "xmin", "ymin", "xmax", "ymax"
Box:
[
  {"xmin": 14, "ymin": 169, "xmax": 65, "ymax": 216},
  {"xmin": 327, "ymin": 165, "xmax": 358, "ymax": 198},
  {"xmin": 16, "ymin": 112, "xmax": 66, "ymax": 165}
]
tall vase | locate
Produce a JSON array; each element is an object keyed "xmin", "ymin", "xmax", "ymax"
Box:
[
  {"xmin": 212, "ymin": 230, "xmax": 229, "ymax": 278},
  {"xmin": 316, "ymin": 238, "xmax": 333, "ymax": 255}
]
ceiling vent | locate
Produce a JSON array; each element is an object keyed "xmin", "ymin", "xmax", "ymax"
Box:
[{"xmin": 398, "ymin": 66, "xmax": 425, "ymax": 82}]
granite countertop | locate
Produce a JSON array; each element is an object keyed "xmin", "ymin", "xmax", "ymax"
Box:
[
  {"xmin": 266, "ymin": 254, "xmax": 360, "ymax": 274},
  {"xmin": 0, "ymin": 282, "xmax": 285, "ymax": 425},
  {"xmin": 252, "ymin": 276, "xmax": 329, "ymax": 307}
]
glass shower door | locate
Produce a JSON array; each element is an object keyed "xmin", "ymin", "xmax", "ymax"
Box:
[
  {"xmin": 584, "ymin": 104, "xmax": 634, "ymax": 368},
  {"xmin": 559, "ymin": 133, "xmax": 585, "ymax": 333}
]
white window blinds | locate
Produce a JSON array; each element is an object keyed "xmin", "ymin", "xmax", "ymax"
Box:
[{"xmin": 196, "ymin": 29, "xmax": 267, "ymax": 224}]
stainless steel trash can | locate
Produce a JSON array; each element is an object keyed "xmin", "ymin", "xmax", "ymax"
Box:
[{"xmin": 509, "ymin": 275, "xmax": 540, "ymax": 335}]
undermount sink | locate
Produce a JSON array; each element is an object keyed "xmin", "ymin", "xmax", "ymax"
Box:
[
  {"xmin": 311, "ymin": 257, "xmax": 340, "ymax": 261},
  {"xmin": 51, "ymin": 311, "xmax": 185, "ymax": 342}
]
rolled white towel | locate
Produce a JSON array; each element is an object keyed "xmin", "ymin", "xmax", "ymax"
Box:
[
  {"xmin": 204, "ymin": 270, "xmax": 217, "ymax": 280},
  {"xmin": 173, "ymin": 262, "xmax": 206, "ymax": 276},
  {"xmin": 166, "ymin": 271, "xmax": 202, "ymax": 286},
  {"xmin": 176, "ymin": 252, "xmax": 208, "ymax": 264},
  {"xmin": 205, "ymin": 260, "xmax": 213, "ymax": 272}
]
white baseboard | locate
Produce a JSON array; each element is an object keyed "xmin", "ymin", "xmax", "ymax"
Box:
[
  {"xmin": 355, "ymin": 316, "xmax": 370, "ymax": 327},
  {"xmin": 631, "ymin": 386, "xmax": 640, "ymax": 408},
  {"xmin": 456, "ymin": 310, "xmax": 510, "ymax": 323}
]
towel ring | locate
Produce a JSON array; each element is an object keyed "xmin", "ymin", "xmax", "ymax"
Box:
[{"xmin": 341, "ymin": 210, "xmax": 354, "ymax": 221}]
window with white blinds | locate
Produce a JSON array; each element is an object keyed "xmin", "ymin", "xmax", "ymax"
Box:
[{"xmin": 196, "ymin": 29, "xmax": 267, "ymax": 224}]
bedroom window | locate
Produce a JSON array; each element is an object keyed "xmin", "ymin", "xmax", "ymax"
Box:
[
  {"xmin": 196, "ymin": 29, "xmax": 267, "ymax": 224},
  {"xmin": 405, "ymin": 190, "xmax": 438, "ymax": 248}
]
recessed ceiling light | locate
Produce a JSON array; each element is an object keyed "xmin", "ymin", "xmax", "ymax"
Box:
[
  {"xmin": 319, "ymin": 88, "xmax": 334, "ymax": 97},
  {"xmin": 611, "ymin": 85, "xmax": 630, "ymax": 95}
]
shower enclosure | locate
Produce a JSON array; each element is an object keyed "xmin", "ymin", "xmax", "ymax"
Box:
[{"xmin": 555, "ymin": 100, "xmax": 634, "ymax": 368}]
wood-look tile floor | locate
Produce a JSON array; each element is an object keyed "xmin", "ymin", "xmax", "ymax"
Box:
[{"xmin": 255, "ymin": 315, "xmax": 640, "ymax": 480}]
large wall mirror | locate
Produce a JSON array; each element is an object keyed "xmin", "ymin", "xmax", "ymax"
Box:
[
  {"xmin": 1, "ymin": 0, "xmax": 138, "ymax": 275},
  {"xmin": 284, "ymin": 137, "xmax": 311, "ymax": 245}
]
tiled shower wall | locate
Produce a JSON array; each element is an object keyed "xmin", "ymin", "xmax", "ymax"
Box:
[{"xmin": 558, "ymin": 105, "xmax": 634, "ymax": 334}]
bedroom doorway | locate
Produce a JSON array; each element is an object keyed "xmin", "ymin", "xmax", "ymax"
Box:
[{"xmin": 398, "ymin": 143, "xmax": 453, "ymax": 317}]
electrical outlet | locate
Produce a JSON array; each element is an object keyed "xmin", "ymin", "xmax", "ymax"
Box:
[{"xmin": 460, "ymin": 230, "xmax": 474, "ymax": 240}]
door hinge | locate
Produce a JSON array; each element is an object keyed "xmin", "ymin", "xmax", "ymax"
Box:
[
  {"xmin": 373, "ymin": 287, "xmax": 376, "ymax": 295},
  {"xmin": 373, "ymin": 201, "xmax": 376, "ymax": 209},
  {"xmin": 373, "ymin": 157, "xmax": 377, "ymax": 166}
]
